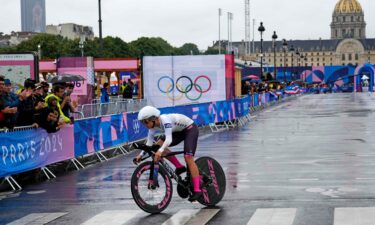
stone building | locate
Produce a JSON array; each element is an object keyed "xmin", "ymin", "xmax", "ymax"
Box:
[
  {"xmin": 46, "ymin": 23, "xmax": 94, "ymax": 41},
  {"xmin": 218, "ymin": 0, "xmax": 375, "ymax": 67}
]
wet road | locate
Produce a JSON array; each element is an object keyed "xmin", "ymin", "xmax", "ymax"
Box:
[{"xmin": 2, "ymin": 93, "xmax": 375, "ymax": 225}]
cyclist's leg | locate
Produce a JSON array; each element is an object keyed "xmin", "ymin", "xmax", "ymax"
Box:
[
  {"xmin": 156, "ymin": 136, "xmax": 185, "ymax": 172},
  {"xmin": 182, "ymin": 124, "xmax": 202, "ymax": 201}
]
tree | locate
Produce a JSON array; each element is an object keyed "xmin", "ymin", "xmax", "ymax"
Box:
[
  {"xmin": 175, "ymin": 43, "xmax": 200, "ymax": 55},
  {"xmin": 204, "ymin": 47, "xmax": 220, "ymax": 55},
  {"xmin": 129, "ymin": 37, "xmax": 174, "ymax": 56},
  {"xmin": 14, "ymin": 33, "xmax": 76, "ymax": 59}
]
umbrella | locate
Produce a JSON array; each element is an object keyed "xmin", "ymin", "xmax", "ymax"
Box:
[
  {"xmin": 48, "ymin": 74, "xmax": 85, "ymax": 84},
  {"xmin": 242, "ymin": 75, "xmax": 260, "ymax": 81},
  {"xmin": 361, "ymin": 75, "xmax": 369, "ymax": 80}
]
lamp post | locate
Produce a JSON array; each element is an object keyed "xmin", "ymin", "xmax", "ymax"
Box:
[
  {"xmin": 218, "ymin": 8, "xmax": 222, "ymax": 54},
  {"xmin": 98, "ymin": 0, "xmax": 103, "ymax": 57},
  {"xmin": 79, "ymin": 39, "xmax": 85, "ymax": 57},
  {"xmin": 282, "ymin": 39, "xmax": 288, "ymax": 82},
  {"xmin": 258, "ymin": 22, "xmax": 265, "ymax": 79},
  {"xmin": 299, "ymin": 52, "xmax": 304, "ymax": 80},
  {"xmin": 37, "ymin": 44, "xmax": 42, "ymax": 59},
  {"xmin": 272, "ymin": 31, "xmax": 278, "ymax": 80},
  {"xmin": 295, "ymin": 49, "xmax": 300, "ymax": 81},
  {"xmin": 303, "ymin": 55, "xmax": 307, "ymax": 81},
  {"xmin": 289, "ymin": 45, "xmax": 295, "ymax": 82}
]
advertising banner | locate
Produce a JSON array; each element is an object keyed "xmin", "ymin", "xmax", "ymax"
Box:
[
  {"xmin": 73, "ymin": 114, "xmax": 128, "ymax": 157},
  {"xmin": 143, "ymin": 55, "xmax": 227, "ymax": 108},
  {"xmin": 0, "ymin": 126, "xmax": 74, "ymax": 177},
  {"xmin": 57, "ymin": 57, "xmax": 95, "ymax": 104},
  {"xmin": 0, "ymin": 53, "xmax": 38, "ymax": 92},
  {"xmin": 126, "ymin": 112, "xmax": 148, "ymax": 142}
]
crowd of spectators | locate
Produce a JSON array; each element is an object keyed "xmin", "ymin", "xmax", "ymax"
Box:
[
  {"xmin": 241, "ymin": 80, "xmax": 288, "ymax": 95},
  {"xmin": 0, "ymin": 76, "xmax": 77, "ymax": 133}
]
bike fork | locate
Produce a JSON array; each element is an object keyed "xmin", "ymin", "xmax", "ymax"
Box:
[{"xmin": 148, "ymin": 162, "xmax": 159, "ymax": 189}]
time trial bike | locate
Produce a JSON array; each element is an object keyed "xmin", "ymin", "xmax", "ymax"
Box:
[{"xmin": 130, "ymin": 143, "xmax": 226, "ymax": 214}]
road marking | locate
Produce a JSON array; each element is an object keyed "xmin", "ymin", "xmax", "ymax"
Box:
[
  {"xmin": 81, "ymin": 210, "xmax": 141, "ymax": 225},
  {"xmin": 247, "ymin": 208, "xmax": 296, "ymax": 225},
  {"xmin": 288, "ymin": 178, "xmax": 319, "ymax": 181},
  {"xmin": 185, "ymin": 209, "xmax": 220, "ymax": 225},
  {"xmin": 162, "ymin": 209, "xmax": 200, "ymax": 225},
  {"xmin": 356, "ymin": 178, "xmax": 375, "ymax": 180},
  {"xmin": 6, "ymin": 213, "xmax": 67, "ymax": 225},
  {"xmin": 334, "ymin": 207, "xmax": 375, "ymax": 225}
]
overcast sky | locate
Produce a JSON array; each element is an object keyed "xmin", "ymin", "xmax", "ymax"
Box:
[{"xmin": 0, "ymin": 0, "xmax": 374, "ymax": 50}]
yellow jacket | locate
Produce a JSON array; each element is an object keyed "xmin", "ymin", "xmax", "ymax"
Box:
[{"xmin": 45, "ymin": 93, "xmax": 71, "ymax": 123}]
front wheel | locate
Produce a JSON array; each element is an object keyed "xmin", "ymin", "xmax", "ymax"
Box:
[
  {"xmin": 131, "ymin": 161, "xmax": 173, "ymax": 214},
  {"xmin": 195, "ymin": 157, "xmax": 226, "ymax": 206}
]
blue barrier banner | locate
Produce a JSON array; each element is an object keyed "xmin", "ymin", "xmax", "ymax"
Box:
[
  {"xmin": 126, "ymin": 112, "xmax": 148, "ymax": 142},
  {"xmin": 212, "ymin": 100, "xmax": 236, "ymax": 123},
  {"xmin": 253, "ymin": 94, "xmax": 259, "ymax": 107},
  {"xmin": 235, "ymin": 96, "xmax": 250, "ymax": 117},
  {"xmin": 0, "ymin": 126, "xmax": 75, "ymax": 177},
  {"xmin": 74, "ymin": 114, "xmax": 128, "ymax": 157}
]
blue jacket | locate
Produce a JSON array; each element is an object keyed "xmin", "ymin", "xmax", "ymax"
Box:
[{"xmin": 101, "ymin": 88, "xmax": 109, "ymax": 103}]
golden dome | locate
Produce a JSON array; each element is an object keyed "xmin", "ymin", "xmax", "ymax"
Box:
[{"xmin": 335, "ymin": 0, "xmax": 363, "ymax": 13}]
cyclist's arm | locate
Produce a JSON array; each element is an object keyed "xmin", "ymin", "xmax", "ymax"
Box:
[
  {"xmin": 158, "ymin": 123, "xmax": 172, "ymax": 153},
  {"xmin": 139, "ymin": 129, "xmax": 156, "ymax": 157}
]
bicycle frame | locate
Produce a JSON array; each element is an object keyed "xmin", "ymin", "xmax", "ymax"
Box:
[{"xmin": 139, "ymin": 148, "xmax": 192, "ymax": 194}]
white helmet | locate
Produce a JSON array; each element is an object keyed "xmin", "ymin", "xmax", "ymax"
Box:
[{"xmin": 138, "ymin": 106, "xmax": 161, "ymax": 121}]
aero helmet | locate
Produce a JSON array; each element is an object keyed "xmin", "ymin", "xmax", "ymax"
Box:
[{"xmin": 138, "ymin": 106, "xmax": 161, "ymax": 121}]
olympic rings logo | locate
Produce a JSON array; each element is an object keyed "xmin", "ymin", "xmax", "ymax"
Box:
[{"xmin": 157, "ymin": 75, "xmax": 212, "ymax": 101}]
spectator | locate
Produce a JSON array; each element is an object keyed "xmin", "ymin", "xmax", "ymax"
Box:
[
  {"xmin": 101, "ymin": 82, "xmax": 109, "ymax": 103},
  {"xmin": 241, "ymin": 81, "xmax": 251, "ymax": 95},
  {"xmin": 38, "ymin": 103, "xmax": 64, "ymax": 133},
  {"xmin": 61, "ymin": 83, "xmax": 76, "ymax": 121},
  {"xmin": 1, "ymin": 79, "xmax": 20, "ymax": 128},
  {"xmin": 45, "ymin": 84, "xmax": 71, "ymax": 124},
  {"xmin": 122, "ymin": 80, "xmax": 133, "ymax": 99},
  {"xmin": 40, "ymin": 81, "xmax": 50, "ymax": 98},
  {"xmin": 0, "ymin": 76, "xmax": 17, "ymax": 128},
  {"xmin": 17, "ymin": 79, "xmax": 37, "ymax": 126},
  {"xmin": 33, "ymin": 84, "xmax": 47, "ymax": 122}
]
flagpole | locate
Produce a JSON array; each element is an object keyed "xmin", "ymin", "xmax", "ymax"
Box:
[{"xmin": 219, "ymin": 8, "xmax": 222, "ymax": 54}]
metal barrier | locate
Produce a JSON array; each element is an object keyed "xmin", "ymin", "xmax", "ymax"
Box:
[
  {"xmin": 0, "ymin": 125, "xmax": 36, "ymax": 133},
  {"xmin": 77, "ymin": 99, "xmax": 147, "ymax": 118}
]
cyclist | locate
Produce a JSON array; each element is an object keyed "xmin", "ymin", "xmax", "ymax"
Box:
[{"xmin": 135, "ymin": 106, "xmax": 202, "ymax": 202}]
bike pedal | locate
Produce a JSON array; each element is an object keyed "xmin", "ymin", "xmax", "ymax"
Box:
[{"xmin": 148, "ymin": 183, "xmax": 159, "ymax": 190}]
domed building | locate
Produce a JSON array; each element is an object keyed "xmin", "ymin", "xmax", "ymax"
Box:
[
  {"xmin": 217, "ymin": 0, "xmax": 375, "ymax": 68},
  {"xmin": 331, "ymin": 0, "xmax": 366, "ymax": 39}
]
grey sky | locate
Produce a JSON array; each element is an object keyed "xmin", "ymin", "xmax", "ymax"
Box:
[{"xmin": 0, "ymin": 0, "xmax": 374, "ymax": 50}]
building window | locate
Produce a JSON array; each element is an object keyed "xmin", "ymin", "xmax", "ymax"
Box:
[
  {"xmin": 342, "ymin": 29, "xmax": 346, "ymax": 36},
  {"xmin": 359, "ymin": 29, "xmax": 362, "ymax": 37},
  {"xmin": 343, "ymin": 16, "xmax": 346, "ymax": 22},
  {"xmin": 349, "ymin": 54, "xmax": 352, "ymax": 60},
  {"xmin": 351, "ymin": 16, "xmax": 354, "ymax": 22},
  {"xmin": 355, "ymin": 54, "xmax": 359, "ymax": 60},
  {"xmin": 342, "ymin": 54, "xmax": 346, "ymax": 60},
  {"xmin": 335, "ymin": 30, "xmax": 338, "ymax": 37}
]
